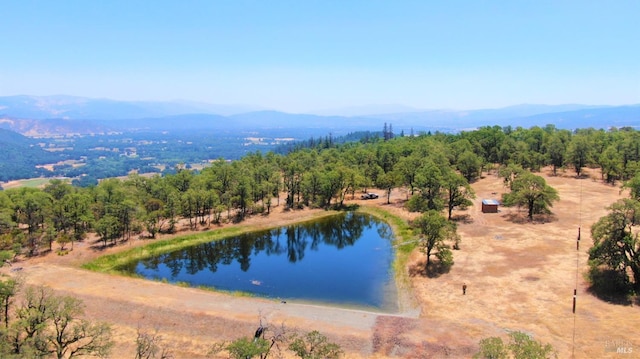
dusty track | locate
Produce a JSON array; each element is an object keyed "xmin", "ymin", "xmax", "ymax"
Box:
[{"xmin": 3, "ymin": 167, "xmax": 639, "ymax": 358}]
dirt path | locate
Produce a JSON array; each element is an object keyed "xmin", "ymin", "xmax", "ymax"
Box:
[
  {"xmin": 14, "ymin": 262, "xmax": 396, "ymax": 358},
  {"xmin": 3, "ymin": 168, "xmax": 640, "ymax": 358}
]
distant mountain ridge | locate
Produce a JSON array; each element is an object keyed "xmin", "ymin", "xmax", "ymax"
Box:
[
  {"xmin": 309, "ymin": 103, "xmax": 603, "ymax": 118},
  {"xmin": 0, "ymin": 117, "xmax": 114, "ymax": 137},
  {"xmin": 506, "ymin": 105, "xmax": 640, "ymax": 129},
  {"xmin": 0, "ymin": 95, "xmax": 265, "ymax": 119},
  {"xmin": 0, "ymin": 95, "xmax": 638, "ymax": 136}
]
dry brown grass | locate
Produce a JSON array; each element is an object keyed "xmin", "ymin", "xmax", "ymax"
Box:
[{"xmin": 2, "ymin": 167, "xmax": 639, "ymax": 358}]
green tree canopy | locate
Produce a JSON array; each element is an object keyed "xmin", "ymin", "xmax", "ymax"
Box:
[
  {"xmin": 589, "ymin": 198, "xmax": 640, "ymax": 293},
  {"xmin": 622, "ymin": 172, "xmax": 640, "ymax": 201},
  {"xmin": 456, "ymin": 150, "xmax": 483, "ymax": 182},
  {"xmin": 566, "ymin": 133, "xmax": 593, "ymax": 177},
  {"xmin": 474, "ymin": 331, "xmax": 556, "ymax": 359},
  {"xmin": 442, "ymin": 168, "xmax": 476, "ymax": 220},
  {"xmin": 412, "ymin": 210, "xmax": 457, "ymax": 268},
  {"xmin": 288, "ymin": 330, "xmax": 343, "ymax": 359},
  {"xmin": 501, "ymin": 171, "xmax": 559, "ymax": 220}
]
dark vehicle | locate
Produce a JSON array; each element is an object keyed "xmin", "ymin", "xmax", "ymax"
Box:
[{"xmin": 361, "ymin": 193, "xmax": 379, "ymax": 199}]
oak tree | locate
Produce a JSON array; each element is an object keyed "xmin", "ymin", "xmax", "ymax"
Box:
[
  {"xmin": 589, "ymin": 199, "xmax": 640, "ymax": 292},
  {"xmin": 412, "ymin": 211, "xmax": 457, "ymax": 268},
  {"xmin": 501, "ymin": 171, "xmax": 559, "ymax": 221}
]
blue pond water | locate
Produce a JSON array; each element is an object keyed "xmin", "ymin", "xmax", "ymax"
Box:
[{"xmin": 118, "ymin": 212, "xmax": 397, "ymax": 310}]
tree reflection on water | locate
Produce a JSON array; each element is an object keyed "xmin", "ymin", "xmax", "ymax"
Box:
[
  {"xmin": 122, "ymin": 212, "xmax": 384, "ymax": 275},
  {"xmin": 116, "ymin": 212, "xmax": 397, "ymax": 308}
]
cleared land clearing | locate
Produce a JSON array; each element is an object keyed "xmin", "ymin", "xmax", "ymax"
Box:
[
  {"xmin": 1, "ymin": 177, "xmax": 54, "ymax": 189},
  {"xmin": 2, "ymin": 167, "xmax": 638, "ymax": 358}
]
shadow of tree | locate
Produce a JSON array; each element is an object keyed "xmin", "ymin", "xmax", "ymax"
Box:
[
  {"xmin": 89, "ymin": 242, "xmax": 112, "ymax": 251},
  {"xmin": 88, "ymin": 237, "xmax": 134, "ymax": 251},
  {"xmin": 451, "ymin": 214, "xmax": 473, "ymax": 224},
  {"xmin": 408, "ymin": 259, "xmax": 426, "ymax": 277},
  {"xmin": 587, "ymin": 268, "xmax": 635, "ymax": 306},
  {"xmin": 501, "ymin": 211, "xmax": 558, "ymax": 224},
  {"xmin": 27, "ymin": 248, "xmax": 52, "ymax": 258},
  {"xmin": 408, "ymin": 258, "xmax": 452, "ymax": 278},
  {"xmin": 337, "ymin": 203, "xmax": 360, "ymax": 211},
  {"xmin": 426, "ymin": 261, "xmax": 452, "ymax": 278},
  {"xmin": 232, "ymin": 214, "xmax": 245, "ymax": 223}
]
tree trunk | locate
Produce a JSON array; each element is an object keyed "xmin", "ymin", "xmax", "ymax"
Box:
[{"xmin": 630, "ymin": 260, "xmax": 640, "ymax": 291}]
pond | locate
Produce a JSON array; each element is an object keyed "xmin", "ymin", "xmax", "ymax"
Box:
[{"xmin": 118, "ymin": 212, "xmax": 398, "ymax": 311}]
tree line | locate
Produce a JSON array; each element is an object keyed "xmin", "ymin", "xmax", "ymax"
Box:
[{"xmin": 0, "ymin": 124, "xmax": 639, "ymax": 291}]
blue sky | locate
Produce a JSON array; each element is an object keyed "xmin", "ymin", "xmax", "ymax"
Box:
[{"xmin": 1, "ymin": 0, "xmax": 638, "ymax": 113}]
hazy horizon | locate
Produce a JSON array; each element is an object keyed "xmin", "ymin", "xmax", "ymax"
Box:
[
  {"xmin": 2, "ymin": 1, "xmax": 639, "ymax": 113},
  {"xmin": 3, "ymin": 93, "xmax": 637, "ymax": 117}
]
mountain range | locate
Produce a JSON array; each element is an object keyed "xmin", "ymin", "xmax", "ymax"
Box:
[
  {"xmin": 0, "ymin": 95, "xmax": 638, "ymax": 137},
  {"xmin": 0, "ymin": 95, "xmax": 264, "ymax": 120}
]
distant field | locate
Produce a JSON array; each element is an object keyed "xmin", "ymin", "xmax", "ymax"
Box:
[{"xmin": 1, "ymin": 177, "xmax": 59, "ymax": 189}]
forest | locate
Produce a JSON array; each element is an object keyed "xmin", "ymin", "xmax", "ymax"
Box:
[{"xmin": 1, "ymin": 124, "xmax": 640, "ymax": 295}]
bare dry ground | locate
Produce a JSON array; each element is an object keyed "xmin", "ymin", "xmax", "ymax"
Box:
[{"xmin": 2, "ymin": 167, "xmax": 639, "ymax": 358}]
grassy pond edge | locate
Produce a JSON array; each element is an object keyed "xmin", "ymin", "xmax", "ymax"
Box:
[{"xmin": 81, "ymin": 206, "xmax": 419, "ymax": 312}]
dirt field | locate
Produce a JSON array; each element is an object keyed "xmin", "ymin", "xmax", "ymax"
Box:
[{"xmin": 2, "ymin": 167, "xmax": 639, "ymax": 358}]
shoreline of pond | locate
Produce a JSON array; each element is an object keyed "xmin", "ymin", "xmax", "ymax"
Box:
[{"xmin": 82, "ymin": 205, "xmax": 420, "ymax": 315}]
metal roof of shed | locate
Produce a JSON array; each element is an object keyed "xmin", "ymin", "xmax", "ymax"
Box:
[{"xmin": 482, "ymin": 199, "xmax": 500, "ymax": 205}]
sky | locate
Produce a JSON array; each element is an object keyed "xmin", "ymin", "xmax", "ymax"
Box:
[{"xmin": 1, "ymin": 0, "xmax": 639, "ymax": 113}]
